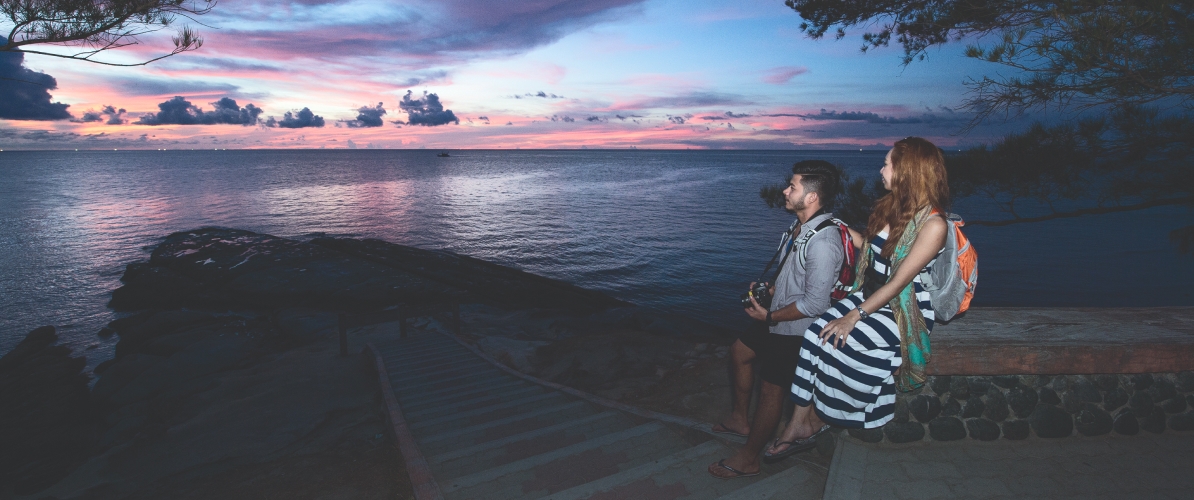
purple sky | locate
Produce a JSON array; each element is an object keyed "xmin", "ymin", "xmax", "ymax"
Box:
[{"xmin": 0, "ymin": 0, "xmax": 1039, "ymax": 150}]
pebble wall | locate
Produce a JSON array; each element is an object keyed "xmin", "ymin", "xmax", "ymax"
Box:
[{"xmin": 848, "ymin": 372, "xmax": 1194, "ymax": 443}]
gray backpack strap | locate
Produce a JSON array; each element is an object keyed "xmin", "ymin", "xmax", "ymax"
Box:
[{"xmin": 796, "ymin": 217, "xmax": 844, "ymax": 269}]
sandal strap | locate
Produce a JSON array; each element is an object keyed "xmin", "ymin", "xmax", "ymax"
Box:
[{"xmin": 716, "ymin": 460, "xmax": 745, "ymax": 474}]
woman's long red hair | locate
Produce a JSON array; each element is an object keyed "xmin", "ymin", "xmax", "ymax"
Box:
[{"xmin": 867, "ymin": 137, "xmax": 950, "ymax": 257}]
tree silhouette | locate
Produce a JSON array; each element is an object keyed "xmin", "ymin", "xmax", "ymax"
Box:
[
  {"xmin": 784, "ymin": 0, "xmax": 1194, "ymax": 122},
  {"xmin": 762, "ymin": 108, "xmax": 1194, "ymax": 251},
  {"xmin": 1, "ymin": 0, "xmax": 214, "ymax": 66}
]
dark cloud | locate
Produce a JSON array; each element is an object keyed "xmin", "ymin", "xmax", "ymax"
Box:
[
  {"xmin": 505, "ymin": 121, "xmax": 513, "ymax": 125},
  {"xmin": 585, "ymin": 115, "xmax": 603, "ymax": 122},
  {"xmin": 547, "ymin": 115, "xmax": 575, "ymax": 123},
  {"xmin": 137, "ymin": 97, "xmax": 264, "ymax": 126},
  {"xmin": 400, "ymin": 70, "xmax": 449, "ymax": 87},
  {"xmin": 700, "ymin": 111, "xmax": 751, "ymax": 121},
  {"xmin": 162, "ymin": 57, "xmax": 283, "ymax": 73},
  {"xmin": 0, "ymin": 36, "xmax": 72, "ymax": 120},
  {"xmin": 75, "ymin": 105, "xmax": 127, "ymax": 125},
  {"xmin": 513, "ymin": 90, "xmax": 565, "ymax": 99},
  {"xmin": 622, "ymin": 92, "xmax": 753, "ymax": 110},
  {"xmin": 676, "ymin": 138, "xmax": 802, "ymax": 150},
  {"xmin": 668, "ymin": 116, "xmax": 686, "ymax": 124},
  {"xmin": 218, "ymin": 0, "xmax": 645, "ymax": 67},
  {"xmin": 104, "ymin": 77, "xmax": 242, "ymax": 97},
  {"xmin": 265, "ymin": 107, "xmax": 325, "ymax": 128},
  {"xmin": 347, "ymin": 103, "xmax": 386, "ymax": 127},
  {"xmin": 478, "ymin": 115, "xmax": 490, "ymax": 123},
  {"xmin": 396, "ymin": 91, "xmax": 458, "ymax": 126},
  {"xmin": 795, "ymin": 109, "xmax": 968, "ymax": 125},
  {"xmin": 0, "ymin": 127, "xmax": 188, "ymax": 149}
]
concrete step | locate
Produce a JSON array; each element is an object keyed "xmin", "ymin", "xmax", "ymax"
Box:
[
  {"xmin": 389, "ymin": 361, "xmax": 500, "ymax": 386},
  {"xmin": 433, "ymin": 411, "xmax": 646, "ymax": 479},
  {"xmin": 386, "ymin": 342, "xmax": 467, "ymax": 361},
  {"xmin": 390, "ymin": 348, "xmax": 477, "ymax": 368},
  {"xmin": 402, "ymin": 382, "xmax": 542, "ymax": 413},
  {"xmin": 716, "ymin": 462, "xmax": 826, "ymax": 500},
  {"xmin": 442, "ymin": 422, "xmax": 683, "ymax": 500},
  {"xmin": 374, "ymin": 335, "xmax": 825, "ymax": 500},
  {"xmin": 430, "ymin": 410, "xmax": 630, "ymax": 472},
  {"xmin": 427, "ymin": 411, "xmax": 625, "ymax": 466},
  {"xmin": 537, "ymin": 439, "xmax": 728, "ymax": 500},
  {"xmin": 404, "ymin": 385, "xmax": 550, "ymax": 421},
  {"xmin": 390, "ymin": 368, "xmax": 506, "ymax": 393},
  {"xmin": 376, "ymin": 340, "xmax": 456, "ymax": 357},
  {"xmin": 415, "ymin": 400, "xmax": 597, "ymax": 452},
  {"xmin": 408, "ymin": 391, "xmax": 573, "ymax": 433},
  {"xmin": 398, "ymin": 373, "xmax": 523, "ymax": 403}
]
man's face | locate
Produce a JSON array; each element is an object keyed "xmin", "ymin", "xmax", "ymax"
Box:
[{"xmin": 782, "ymin": 174, "xmax": 810, "ymax": 212}]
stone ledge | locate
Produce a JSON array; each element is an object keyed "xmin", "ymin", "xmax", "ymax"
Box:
[
  {"xmin": 929, "ymin": 307, "xmax": 1194, "ymax": 375},
  {"xmin": 856, "ymin": 372, "xmax": 1194, "ymax": 444}
]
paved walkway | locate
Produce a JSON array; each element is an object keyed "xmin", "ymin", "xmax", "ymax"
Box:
[
  {"xmin": 824, "ymin": 431, "xmax": 1194, "ymax": 499},
  {"xmin": 374, "ymin": 329, "xmax": 829, "ymax": 499}
]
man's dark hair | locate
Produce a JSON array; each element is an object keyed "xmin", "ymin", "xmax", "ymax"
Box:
[{"xmin": 791, "ymin": 160, "xmax": 841, "ymax": 209}]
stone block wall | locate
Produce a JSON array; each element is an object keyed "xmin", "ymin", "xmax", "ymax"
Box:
[{"xmin": 848, "ymin": 372, "xmax": 1194, "ymax": 443}]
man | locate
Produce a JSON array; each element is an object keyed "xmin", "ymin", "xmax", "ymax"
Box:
[{"xmin": 709, "ymin": 160, "xmax": 846, "ymax": 479}]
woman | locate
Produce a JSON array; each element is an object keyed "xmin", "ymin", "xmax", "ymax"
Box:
[{"xmin": 765, "ymin": 137, "xmax": 949, "ymax": 457}]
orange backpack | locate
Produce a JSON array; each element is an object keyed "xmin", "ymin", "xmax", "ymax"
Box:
[{"xmin": 920, "ymin": 213, "xmax": 978, "ymax": 321}]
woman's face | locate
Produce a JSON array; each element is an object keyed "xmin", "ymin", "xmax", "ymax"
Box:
[{"xmin": 881, "ymin": 149, "xmax": 894, "ymax": 190}]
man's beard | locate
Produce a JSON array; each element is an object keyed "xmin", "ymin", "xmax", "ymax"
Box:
[{"xmin": 786, "ymin": 198, "xmax": 805, "ymax": 214}]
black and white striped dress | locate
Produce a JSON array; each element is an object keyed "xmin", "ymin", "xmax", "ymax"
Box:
[{"xmin": 789, "ymin": 230, "xmax": 936, "ymax": 429}]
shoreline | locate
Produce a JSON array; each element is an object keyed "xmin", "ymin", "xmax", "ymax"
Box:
[
  {"xmin": 3, "ymin": 227, "xmax": 1191, "ymax": 498},
  {"xmin": 0, "ymin": 227, "xmax": 738, "ymax": 498}
]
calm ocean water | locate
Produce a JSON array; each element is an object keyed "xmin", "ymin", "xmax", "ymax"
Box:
[{"xmin": 2, "ymin": 149, "xmax": 1191, "ymax": 364}]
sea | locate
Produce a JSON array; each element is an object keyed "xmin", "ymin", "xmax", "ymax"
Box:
[{"xmin": 1, "ymin": 149, "xmax": 1191, "ymax": 367}]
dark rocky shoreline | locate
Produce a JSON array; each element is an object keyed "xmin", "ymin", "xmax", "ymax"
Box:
[
  {"xmin": 12, "ymin": 227, "xmax": 1186, "ymax": 498},
  {"xmin": 1, "ymin": 227, "xmax": 735, "ymax": 499}
]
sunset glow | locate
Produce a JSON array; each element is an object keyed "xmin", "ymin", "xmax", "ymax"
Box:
[{"xmin": 1, "ymin": 0, "xmax": 1031, "ymax": 150}]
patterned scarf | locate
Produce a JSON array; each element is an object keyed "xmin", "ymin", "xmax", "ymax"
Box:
[{"xmin": 850, "ymin": 207, "xmax": 934, "ymax": 392}]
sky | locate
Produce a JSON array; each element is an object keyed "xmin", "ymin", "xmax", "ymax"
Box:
[{"xmin": 0, "ymin": 0, "xmax": 1041, "ymax": 150}]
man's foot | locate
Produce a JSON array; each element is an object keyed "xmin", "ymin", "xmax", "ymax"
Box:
[
  {"xmin": 708, "ymin": 459, "xmax": 759, "ymax": 479},
  {"xmin": 711, "ymin": 421, "xmax": 749, "ymax": 438}
]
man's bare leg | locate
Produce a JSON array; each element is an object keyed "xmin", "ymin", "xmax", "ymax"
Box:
[
  {"xmin": 766, "ymin": 401, "xmax": 827, "ymax": 455},
  {"xmin": 708, "ymin": 380, "xmax": 785, "ymax": 477},
  {"xmin": 713, "ymin": 339, "xmax": 755, "ymax": 436}
]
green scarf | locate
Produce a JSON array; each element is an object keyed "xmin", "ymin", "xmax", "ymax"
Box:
[{"xmin": 851, "ymin": 207, "xmax": 934, "ymax": 392}]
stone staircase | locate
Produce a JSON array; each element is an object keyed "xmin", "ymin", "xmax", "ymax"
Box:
[{"xmin": 370, "ymin": 330, "xmax": 827, "ymax": 500}]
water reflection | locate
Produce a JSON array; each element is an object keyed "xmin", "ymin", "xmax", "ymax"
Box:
[{"xmin": 0, "ymin": 150, "xmax": 1189, "ymax": 366}]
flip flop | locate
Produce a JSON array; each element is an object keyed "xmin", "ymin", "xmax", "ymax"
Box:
[
  {"xmin": 711, "ymin": 422, "xmax": 748, "ymax": 438},
  {"xmin": 709, "ymin": 459, "xmax": 760, "ymax": 479},
  {"xmin": 763, "ymin": 424, "xmax": 830, "ymax": 460}
]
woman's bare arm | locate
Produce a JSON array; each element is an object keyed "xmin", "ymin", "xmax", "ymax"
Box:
[
  {"xmin": 847, "ymin": 227, "xmax": 865, "ymax": 250},
  {"xmin": 817, "ymin": 216, "xmax": 947, "ymax": 349}
]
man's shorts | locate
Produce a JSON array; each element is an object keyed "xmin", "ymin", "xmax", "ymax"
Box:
[{"xmin": 738, "ymin": 325, "xmax": 804, "ymax": 388}]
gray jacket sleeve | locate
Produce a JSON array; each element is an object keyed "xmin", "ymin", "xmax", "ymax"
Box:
[{"xmin": 795, "ymin": 229, "xmax": 846, "ymax": 318}]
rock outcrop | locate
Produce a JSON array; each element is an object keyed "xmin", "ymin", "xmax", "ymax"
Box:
[
  {"xmin": 0, "ymin": 327, "xmax": 94, "ymax": 496},
  {"xmin": 10, "ymin": 227, "xmax": 736, "ymax": 498}
]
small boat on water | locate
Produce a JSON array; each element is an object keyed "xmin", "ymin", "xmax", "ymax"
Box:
[{"xmin": 437, "ymin": 151, "xmax": 450, "ymax": 157}]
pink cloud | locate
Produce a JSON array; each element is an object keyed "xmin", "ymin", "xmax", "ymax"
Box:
[{"xmin": 762, "ymin": 66, "xmax": 808, "ymax": 85}]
